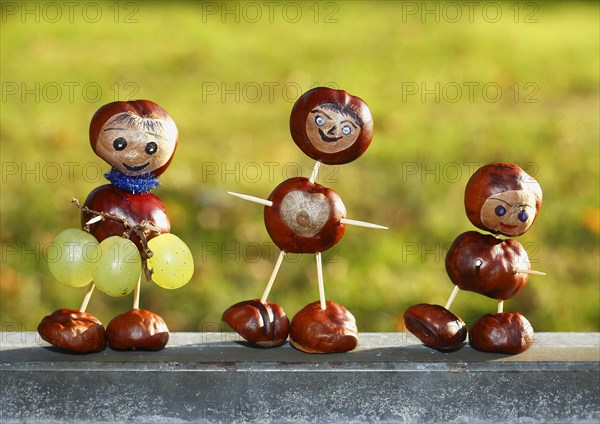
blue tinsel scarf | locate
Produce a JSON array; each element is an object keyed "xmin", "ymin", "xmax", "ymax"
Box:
[{"xmin": 105, "ymin": 168, "xmax": 159, "ymax": 194}]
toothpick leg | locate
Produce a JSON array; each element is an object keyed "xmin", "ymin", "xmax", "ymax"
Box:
[
  {"xmin": 260, "ymin": 251, "xmax": 286, "ymax": 303},
  {"xmin": 316, "ymin": 252, "xmax": 326, "ymax": 310},
  {"xmin": 79, "ymin": 282, "xmax": 95, "ymax": 313},
  {"xmin": 133, "ymin": 276, "xmax": 141, "ymax": 309},
  {"xmin": 444, "ymin": 285, "xmax": 460, "ymax": 310}
]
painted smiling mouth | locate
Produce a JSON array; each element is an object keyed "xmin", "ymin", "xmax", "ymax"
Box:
[
  {"xmin": 318, "ymin": 129, "xmax": 342, "ymax": 142},
  {"xmin": 499, "ymin": 223, "xmax": 518, "ymax": 229},
  {"xmin": 123, "ymin": 162, "xmax": 150, "ymax": 172}
]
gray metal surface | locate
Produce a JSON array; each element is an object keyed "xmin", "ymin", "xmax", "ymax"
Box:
[{"xmin": 1, "ymin": 332, "xmax": 599, "ymax": 423}]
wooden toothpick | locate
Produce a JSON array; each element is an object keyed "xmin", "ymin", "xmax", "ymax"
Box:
[
  {"xmin": 228, "ymin": 191, "xmax": 273, "ymax": 207},
  {"xmin": 515, "ymin": 268, "xmax": 547, "ymax": 276},
  {"xmin": 79, "ymin": 282, "xmax": 95, "ymax": 313},
  {"xmin": 444, "ymin": 285, "xmax": 460, "ymax": 310},
  {"xmin": 316, "ymin": 252, "xmax": 326, "ymax": 310},
  {"xmin": 340, "ymin": 218, "xmax": 388, "ymax": 230},
  {"xmin": 260, "ymin": 251, "xmax": 286, "ymax": 303}
]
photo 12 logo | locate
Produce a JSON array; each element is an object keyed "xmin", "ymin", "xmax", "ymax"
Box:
[
  {"xmin": 1, "ymin": 2, "xmax": 140, "ymax": 24},
  {"xmin": 199, "ymin": 1, "xmax": 340, "ymax": 24},
  {"xmin": 1, "ymin": 81, "xmax": 139, "ymax": 104}
]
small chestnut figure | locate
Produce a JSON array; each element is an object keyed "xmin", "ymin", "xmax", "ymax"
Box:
[
  {"xmin": 39, "ymin": 100, "xmax": 194, "ymax": 353},
  {"xmin": 224, "ymin": 87, "xmax": 386, "ymax": 353},
  {"xmin": 404, "ymin": 163, "xmax": 544, "ymax": 354}
]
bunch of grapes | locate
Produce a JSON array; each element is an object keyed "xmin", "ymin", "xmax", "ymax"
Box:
[{"xmin": 48, "ymin": 228, "xmax": 194, "ymax": 295}]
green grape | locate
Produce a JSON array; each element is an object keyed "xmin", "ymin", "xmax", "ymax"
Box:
[
  {"xmin": 92, "ymin": 236, "xmax": 141, "ymax": 297},
  {"xmin": 47, "ymin": 228, "xmax": 99, "ymax": 287},
  {"xmin": 147, "ymin": 233, "xmax": 194, "ymax": 289}
]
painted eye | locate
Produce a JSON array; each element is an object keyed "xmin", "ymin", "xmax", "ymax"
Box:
[
  {"xmin": 145, "ymin": 142, "xmax": 158, "ymax": 155},
  {"xmin": 315, "ymin": 116, "xmax": 325, "ymax": 126},
  {"xmin": 518, "ymin": 210, "xmax": 528, "ymax": 222},
  {"xmin": 495, "ymin": 205, "xmax": 506, "ymax": 217},
  {"xmin": 342, "ymin": 125, "xmax": 351, "ymax": 135},
  {"xmin": 113, "ymin": 137, "xmax": 127, "ymax": 151}
]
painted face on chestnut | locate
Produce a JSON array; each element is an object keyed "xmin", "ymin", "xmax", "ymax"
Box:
[
  {"xmin": 305, "ymin": 104, "xmax": 362, "ymax": 154},
  {"xmin": 290, "ymin": 87, "xmax": 373, "ymax": 165},
  {"xmin": 95, "ymin": 112, "xmax": 177, "ymax": 176},
  {"xmin": 480, "ymin": 190, "xmax": 537, "ymax": 236}
]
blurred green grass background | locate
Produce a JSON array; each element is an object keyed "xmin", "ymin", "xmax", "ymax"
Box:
[{"xmin": 1, "ymin": 1, "xmax": 598, "ymax": 334}]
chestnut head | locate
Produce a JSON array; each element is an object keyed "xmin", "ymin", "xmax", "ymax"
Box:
[
  {"xmin": 465, "ymin": 163, "xmax": 542, "ymax": 237},
  {"xmin": 290, "ymin": 87, "xmax": 373, "ymax": 165},
  {"xmin": 89, "ymin": 100, "xmax": 178, "ymax": 177}
]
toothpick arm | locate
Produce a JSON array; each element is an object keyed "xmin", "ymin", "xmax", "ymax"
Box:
[
  {"xmin": 228, "ymin": 191, "xmax": 273, "ymax": 207},
  {"xmin": 340, "ymin": 218, "xmax": 388, "ymax": 230}
]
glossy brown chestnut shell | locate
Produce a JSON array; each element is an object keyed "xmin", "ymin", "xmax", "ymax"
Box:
[
  {"xmin": 445, "ymin": 231, "xmax": 529, "ymax": 300},
  {"xmin": 264, "ymin": 177, "xmax": 346, "ymax": 253},
  {"xmin": 89, "ymin": 100, "xmax": 177, "ymax": 177},
  {"xmin": 37, "ymin": 308, "xmax": 106, "ymax": 353},
  {"xmin": 222, "ymin": 299, "xmax": 290, "ymax": 348},
  {"xmin": 105, "ymin": 309, "xmax": 169, "ymax": 351},
  {"xmin": 464, "ymin": 162, "xmax": 542, "ymax": 236},
  {"xmin": 403, "ymin": 304, "xmax": 467, "ymax": 351},
  {"xmin": 469, "ymin": 312, "xmax": 534, "ymax": 354},
  {"xmin": 82, "ymin": 184, "xmax": 170, "ymax": 251},
  {"xmin": 289, "ymin": 87, "xmax": 373, "ymax": 165},
  {"xmin": 290, "ymin": 300, "xmax": 358, "ymax": 353}
]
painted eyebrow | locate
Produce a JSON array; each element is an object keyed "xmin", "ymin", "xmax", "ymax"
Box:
[
  {"xmin": 340, "ymin": 119, "xmax": 358, "ymax": 128},
  {"xmin": 104, "ymin": 127, "xmax": 128, "ymax": 131},
  {"xmin": 310, "ymin": 108, "xmax": 332, "ymax": 120},
  {"xmin": 146, "ymin": 132, "xmax": 168, "ymax": 141},
  {"xmin": 489, "ymin": 197, "xmax": 512, "ymax": 206}
]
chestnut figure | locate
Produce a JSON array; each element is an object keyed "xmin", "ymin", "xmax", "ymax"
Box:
[
  {"xmin": 38, "ymin": 309, "xmax": 106, "ymax": 353},
  {"xmin": 464, "ymin": 163, "xmax": 542, "ymax": 237},
  {"xmin": 469, "ymin": 312, "xmax": 533, "ymax": 354},
  {"xmin": 290, "ymin": 87, "xmax": 373, "ymax": 165},
  {"xmin": 225, "ymin": 88, "xmax": 385, "ymax": 353},
  {"xmin": 39, "ymin": 100, "xmax": 192, "ymax": 353},
  {"xmin": 445, "ymin": 231, "xmax": 530, "ymax": 300},
  {"xmin": 264, "ymin": 177, "xmax": 347, "ymax": 254},
  {"xmin": 106, "ymin": 309, "xmax": 169, "ymax": 351},
  {"xmin": 404, "ymin": 163, "xmax": 543, "ymax": 355},
  {"xmin": 290, "ymin": 301, "xmax": 358, "ymax": 353},
  {"xmin": 222, "ymin": 300, "xmax": 290, "ymax": 348},
  {"xmin": 403, "ymin": 304, "xmax": 466, "ymax": 351}
]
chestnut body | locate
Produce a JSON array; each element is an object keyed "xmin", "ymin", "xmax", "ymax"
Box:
[
  {"xmin": 445, "ymin": 231, "xmax": 529, "ymax": 300},
  {"xmin": 82, "ymin": 184, "xmax": 170, "ymax": 250},
  {"xmin": 264, "ymin": 177, "xmax": 346, "ymax": 253}
]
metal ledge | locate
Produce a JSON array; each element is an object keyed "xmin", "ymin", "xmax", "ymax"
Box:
[{"xmin": 1, "ymin": 332, "xmax": 599, "ymax": 423}]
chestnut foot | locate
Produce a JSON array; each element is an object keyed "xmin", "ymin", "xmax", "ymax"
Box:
[
  {"xmin": 469, "ymin": 312, "xmax": 533, "ymax": 354},
  {"xmin": 222, "ymin": 299, "xmax": 289, "ymax": 348},
  {"xmin": 106, "ymin": 309, "xmax": 169, "ymax": 351},
  {"xmin": 290, "ymin": 300, "xmax": 358, "ymax": 353},
  {"xmin": 403, "ymin": 304, "xmax": 467, "ymax": 351},
  {"xmin": 37, "ymin": 308, "xmax": 106, "ymax": 353}
]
